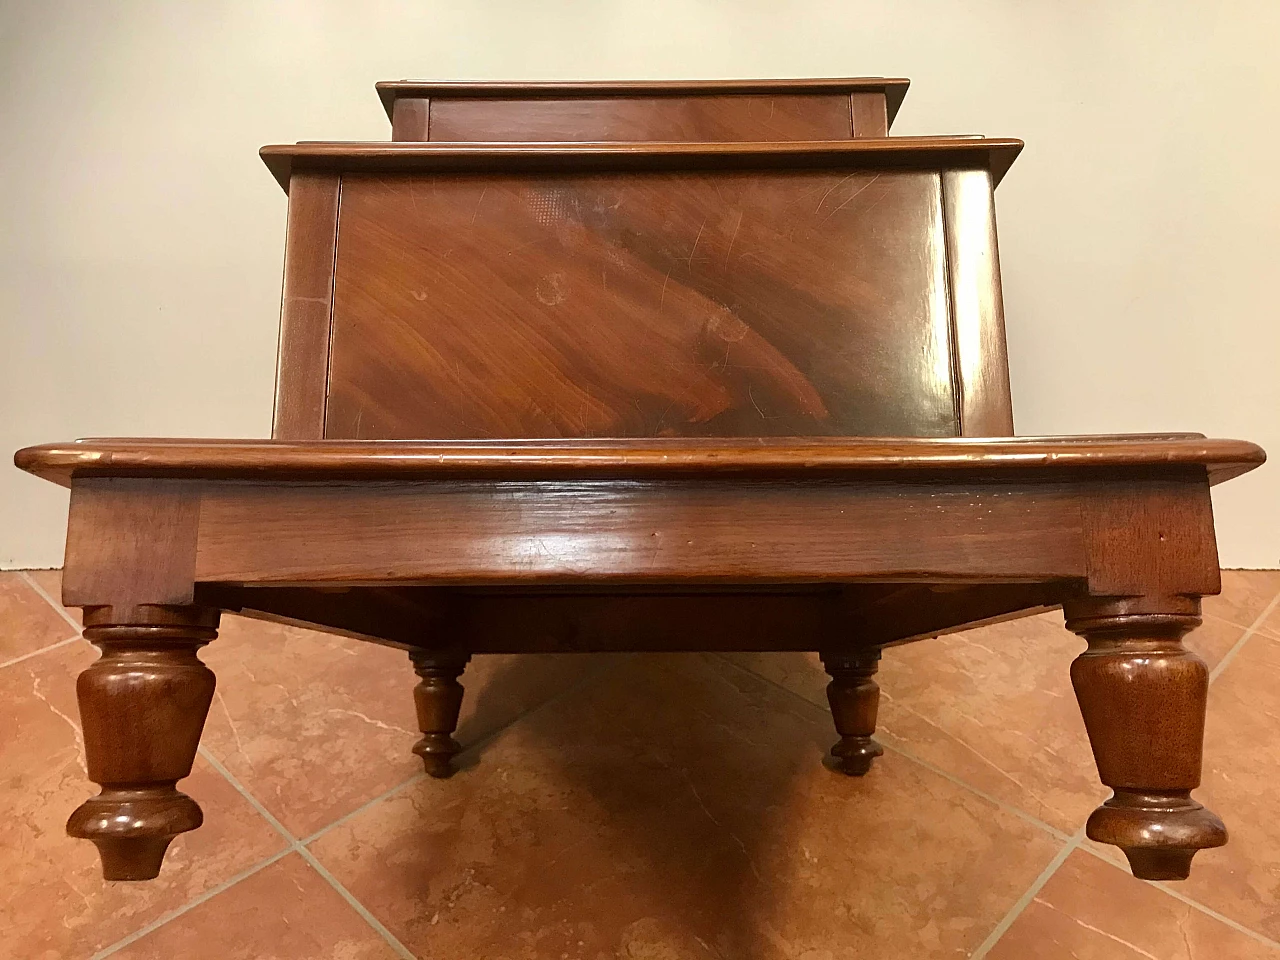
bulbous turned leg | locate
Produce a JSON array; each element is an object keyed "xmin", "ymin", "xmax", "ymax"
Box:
[
  {"xmin": 1065, "ymin": 599, "xmax": 1226, "ymax": 881},
  {"xmin": 821, "ymin": 648, "xmax": 884, "ymax": 776},
  {"xmin": 410, "ymin": 649, "xmax": 470, "ymax": 778},
  {"xmin": 69, "ymin": 606, "xmax": 219, "ymax": 881}
]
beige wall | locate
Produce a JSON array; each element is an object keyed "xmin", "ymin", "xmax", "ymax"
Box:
[{"xmin": 2, "ymin": 1, "xmax": 1276, "ymax": 568}]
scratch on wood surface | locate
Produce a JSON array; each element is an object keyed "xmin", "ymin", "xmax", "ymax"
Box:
[
  {"xmin": 724, "ymin": 210, "xmax": 744, "ymax": 267},
  {"xmin": 814, "ymin": 172, "xmax": 857, "ymax": 213},
  {"xmin": 820, "ymin": 174, "xmax": 881, "ymax": 223},
  {"xmin": 686, "ymin": 216, "xmax": 709, "ymax": 267}
]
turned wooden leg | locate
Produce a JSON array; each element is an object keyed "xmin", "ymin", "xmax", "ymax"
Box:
[
  {"xmin": 821, "ymin": 648, "xmax": 884, "ymax": 776},
  {"xmin": 68, "ymin": 606, "xmax": 219, "ymax": 881},
  {"xmin": 410, "ymin": 649, "xmax": 470, "ymax": 778},
  {"xmin": 1064, "ymin": 599, "xmax": 1226, "ymax": 880}
]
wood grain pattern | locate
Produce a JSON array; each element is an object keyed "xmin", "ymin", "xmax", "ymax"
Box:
[
  {"xmin": 69, "ymin": 607, "xmax": 220, "ymax": 880},
  {"xmin": 325, "ymin": 170, "xmax": 954, "ymax": 439},
  {"xmin": 849, "ymin": 92, "xmax": 888, "ymax": 137},
  {"xmin": 1065, "ymin": 603, "xmax": 1226, "ymax": 880},
  {"xmin": 424, "ymin": 95, "xmax": 854, "ymax": 142},
  {"xmin": 943, "ymin": 169, "xmax": 1014, "ymax": 435},
  {"xmin": 190, "ymin": 478, "xmax": 1088, "ymax": 585},
  {"xmin": 62, "ymin": 477, "xmax": 201, "ymax": 609},
  {"xmin": 390, "ymin": 96, "xmax": 429, "ymax": 140},
  {"xmin": 272, "ymin": 172, "xmax": 339, "ymax": 440}
]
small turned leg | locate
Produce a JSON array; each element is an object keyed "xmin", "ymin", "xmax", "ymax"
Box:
[
  {"xmin": 821, "ymin": 648, "xmax": 884, "ymax": 776},
  {"xmin": 410, "ymin": 649, "xmax": 470, "ymax": 778},
  {"xmin": 1065, "ymin": 599, "xmax": 1226, "ymax": 880},
  {"xmin": 69, "ymin": 606, "xmax": 219, "ymax": 881}
]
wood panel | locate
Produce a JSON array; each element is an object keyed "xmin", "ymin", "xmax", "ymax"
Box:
[
  {"xmin": 193, "ymin": 479, "xmax": 1088, "ymax": 585},
  {"xmin": 271, "ymin": 172, "xmax": 340, "ymax": 440},
  {"xmin": 63, "ymin": 477, "xmax": 201, "ymax": 608},
  {"xmin": 390, "ymin": 96, "xmax": 429, "ymax": 140},
  {"xmin": 943, "ymin": 169, "xmax": 1014, "ymax": 435},
  {"xmin": 376, "ymin": 77, "xmax": 912, "ymax": 130},
  {"xmin": 850, "ymin": 92, "xmax": 888, "ymax": 137},
  {"xmin": 424, "ymin": 95, "xmax": 854, "ymax": 142},
  {"xmin": 325, "ymin": 170, "xmax": 955, "ymax": 439}
]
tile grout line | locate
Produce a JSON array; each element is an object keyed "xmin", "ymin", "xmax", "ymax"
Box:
[
  {"xmin": 713, "ymin": 654, "xmax": 1075, "ymax": 842},
  {"xmin": 1073, "ymin": 842, "xmax": 1280, "ymax": 952},
  {"xmin": 194, "ymin": 747, "xmax": 419, "ymax": 960},
  {"xmin": 717, "ymin": 641, "xmax": 1280, "ymax": 955},
  {"xmin": 0, "ymin": 634, "xmax": 82, "ymax": 671},
  {"xmin": 968, "ymin": 827, "xmax": 1085, "ymax": 959},
  {"xmin": 51, "ymin": 586, "xmax": 1280, "ymax": 958},
  {"xmin": 89, "ymin": 652, "xmax": 629, "ymax": 960},
  {"xmin": 87, "ymin": 849, "xmax": 292, "ymax": 960},
  {"xmin": 303, "ymin": 651, "xmax": 632, "ymax": 845},
  {"xmin": 1208, "ymin": 590, "xmax": 1280, "ymax": 685},
  {"xmin": 18, "ymin": 570, "xmax": 84, "ymax": 632}
]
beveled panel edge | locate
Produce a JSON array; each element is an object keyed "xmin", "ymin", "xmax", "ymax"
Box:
[
  {"xmin": 259, "ymin": 137, "xmax": 1024, "ymax": 192},
  {"xmin": 942, "ymin": 168, "xmax": 1015, "ymax": 437},
  {"xmin": 271, "ymin": 172, "xmax": 341, "ymax": 440},
  {"xmin": 390, "ymin": 96, "xmax": 429, "ymax": 140},
  {"xmin": 376, "ymin": 77, "xmax": 911, "ymax": 123}
]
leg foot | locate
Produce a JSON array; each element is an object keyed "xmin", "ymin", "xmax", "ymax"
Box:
[
  {"xmin": 71, "ymin": 607, "xmax": 219, "ymax": 880},
  {"xmin": 69, "ymin": 786, "xmax": 203, "ymax": 880},
  {"xmin": 410, "ymin": 649, "xmax": 470, "ymax": 778},
  {"xmin": 822, "ymin": 648, "xmax": 884, "ymax": 776},
  {"xmin": 1065, "ymin": 601, "xmax": 1226, "ymax": 880}
]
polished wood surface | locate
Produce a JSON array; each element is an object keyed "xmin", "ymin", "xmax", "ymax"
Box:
[
  {"xmin": 423, "ymin": 95, "xmax": 856, "ymax": 143},
  {"xmin": 409, "ymin": 649, "xmax": 470, "ymax": 777},
  {"xmin": 263, "ymin": 137, "xmax": 1024, "ymax": 441},
  {"xmin": 259, "ymin": 138, "xmax": 1024, "ymax": 190},
  {"xmin": 943, "ymin": 169, "xmax": 1014, "ymax": 435},
  {"xmin": 12, "ymin": 75, "xmax": 1266, "ymax": 887},
  {"xmin": 327, "ymin": 168, "xmax": 955, "ymax": 439},
  {"xmin": 15, "ymin": 435, "xmax": 1265, "ymax": 487},
  {"xmin": 1065, "ymin": 602, "xmax": 1225, "ymax": 880},
  {"xmin": 272, "ymin": 172, "xmax": 339, "ymax": 440},
  {"xmin": 822, "ymin": 649, "xmax": 884, "ymax": 775},
  {"xmin": 376, "ymin": 78, "xmax": 911, "ymax": 142},
  {"xmin": 67, "ymin": 606, "xmax": 220, "ymax": 880}
]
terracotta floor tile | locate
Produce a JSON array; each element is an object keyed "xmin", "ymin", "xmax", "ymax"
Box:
[
  {"xmin": 1169, "ymin": 633, "xmax": 1280, "ymax": 941},
  {"xmin": 199, "ymin": 613, "xmax": 611, "ymax": 838},
  {"xmin": 0, "ymin": 571, "xmax": 78, "ymax": 662},
  {"xmin": 1253, "ymin": 592, "xmax": 1280, "ymax": 643},
  {"xmin": 25, "ymin": 567, "xmax": 83, "ymax": 625},
  {"xmin": 1203, "ymin": 570, "xmax": 1280, "ymax": 634},
  {"xmin": 110, "ymin": 853, "xmax": 400, "ymax": 960},
  {"xmin": 1185, "ymin": 614, "xmax": 1249, "ymax": 671},
  {"xmin": 1, "ymin": 641, "xmax": 286, "ymax": 960},
  {"xmin": 989, "ymin": 850, "xmax": 1278, "ymax": 959},
  {"xmin": 310, "ymin": 654, "xmax": 1060, "ymax": 960},
  {"xmin": 727, "ymin": 612, "xmax": 1107, "ymax": 833}
]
